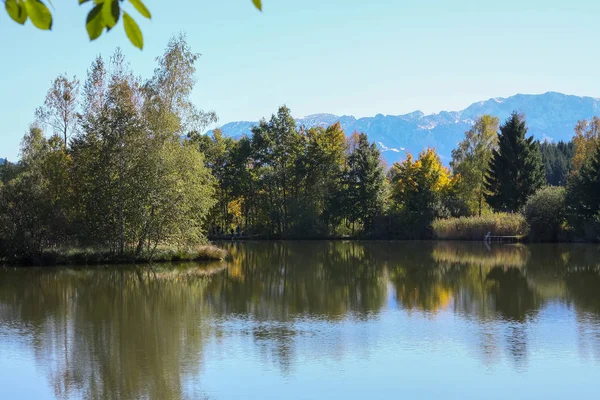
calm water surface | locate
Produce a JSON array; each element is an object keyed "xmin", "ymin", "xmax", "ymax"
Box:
[{"xmin": 1, "ymin": 241, "xmax": 599, "ymax": 399}]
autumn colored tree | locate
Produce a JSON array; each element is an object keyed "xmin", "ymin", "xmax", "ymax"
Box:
[
  {"xmin": 389, "ymin": 147, "xmax": 457, "ymax": 236},
  {"xmin": 571, "ymin": 117, "xmax": 600, "ymax": 173},
  {"xmin": 566, "ymin": 142, "xmax": 600, "ymax": 223}
]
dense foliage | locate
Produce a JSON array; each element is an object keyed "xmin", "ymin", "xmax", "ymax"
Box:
[
  {"xmin": 0, "ymin": 35, "xmax": 216, "ymax": 262},
  {"xmin": 451, "ymin": 115, "xmax": 499, "ymax": 216},
  {"xmin": 539, "ymin": 140, "xmax": 573, "ymax": 186},
  {"xmin": 387, "ymin": 148, "xmax": 458, "ymax": 238},
  {"xmin": 524, "ymin": 186, "xmax": 567, "ymax": 242},
  {"xmin": 196, "ymin": 115, "xmax": 387, "ymax": 237},
  {"xmin": 4, "ymin": 32, "xmax": 600, "ymax": 254},
  {"xmin": 566, "ymin": 140, "xmax": 600, "ymax": 240},
  {"xmin": 484, "ymin": 112, "xmax": 545, "ymax": 212}
]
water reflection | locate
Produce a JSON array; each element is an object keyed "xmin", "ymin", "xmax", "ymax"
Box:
[
  {"xmin": 0, "ymin": 264, "xmax": 220, "ymax": 400},
  {"xmin": 0, "ymin": 241, "xmax": 600, "ymax": 399}
]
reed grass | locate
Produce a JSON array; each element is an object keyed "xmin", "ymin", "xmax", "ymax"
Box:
[{"xmin": 432, "ymin": 213, "xmax": 528, "ymax": 241}]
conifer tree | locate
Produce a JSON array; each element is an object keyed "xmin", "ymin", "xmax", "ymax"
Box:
[
  {"xmin": 344, "ymin": 133, "xmax": 386, "ymax": 233},
  {"xmin": 484, "ymin": 112, "xmax": 545, "ymax": 212}
]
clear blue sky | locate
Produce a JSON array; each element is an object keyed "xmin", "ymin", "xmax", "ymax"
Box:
[{"xmin": 2, "ymin": 0, "xmax": 600, "ymax": 160}]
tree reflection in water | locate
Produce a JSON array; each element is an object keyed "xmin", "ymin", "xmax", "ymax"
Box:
[{"xmin": 0, "ymin": 241, "xmax": 600, "ymax": 398}]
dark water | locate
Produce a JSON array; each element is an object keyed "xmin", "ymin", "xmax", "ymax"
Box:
[{"xmin": 1, "ymin": 241, "xmax": 599, "ymax": 400}]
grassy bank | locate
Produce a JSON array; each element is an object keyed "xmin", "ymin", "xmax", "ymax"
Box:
[
  {"xmin": 433, "ymin": 213, "xmax": 528, "ymax": 241},
  {"xmin": 1, "ymin": 244, "xmax": 227, "ymax": 267}
]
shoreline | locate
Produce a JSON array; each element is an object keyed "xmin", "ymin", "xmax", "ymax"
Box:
[
  {"xmin": 1, "ymin": 244, "xmax": 227, "ymax": 267},
  {"xmin": 210, "ymin": 235, "xmax": 591, "ymax": 244},
  {"xmin": 5, "ymin": 237, "xmax": 598, "ymax": 267}
]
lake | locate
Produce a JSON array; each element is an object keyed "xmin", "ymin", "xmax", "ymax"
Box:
[{"xmin": 1, "ymin": 241, "xmax": 599, "ymax": 399}]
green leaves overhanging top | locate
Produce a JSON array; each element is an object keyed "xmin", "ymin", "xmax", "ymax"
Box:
[
  {"xmin": 3, "ymin": 0, "xmax": 264, "ymax": 49},
  {"xmin": 81, "ymin": 0, "xmax": 151, "ymax": 49}
]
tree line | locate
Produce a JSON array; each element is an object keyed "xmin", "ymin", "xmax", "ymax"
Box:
[
  {"xmin": 196, "ymin": 108, "xmax": 600, "ymax": 240},
  {"xmin": 3, "ymin": 35, "xmax": 600, "ymax": 263}
]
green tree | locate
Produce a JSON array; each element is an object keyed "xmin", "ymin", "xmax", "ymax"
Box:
[
  {"xmin": 189, "ymin": 128, "xmax": 237, "ymax": 233},
  {"xmin": 484, "ymin": 112, "xmax": 545, "ymax": 212},
  {"xmin": 566, "ymin": 143, "xmax": 600, "ymax": 221},
  {"xmin": 344, "ymin": 132, "xmax": 386, "ymax": 234},
  {"xmin": 539, "ymin": 140, "xmax": 574, "ymax": 186},
  {"xmin": 524, "ymin": 186, "xmax": 566, "ymax": 242},
  {"xmin": 251, "ymin": 106, "xmax": 306, "ymax": 235},
  {"xmin": 451, "ymin": 115, "xmax": 499, "ymax": 216},
  {"xmin": 1, "ymin": 35, "xmax": 218, "ymax": 262},
  {"xmin": 0, "ymin": 158, "xmax": 20, "ymax": 184},
  {"xmin": 71, "ymin": 40, "xmax": 216, "ymax": 257},
  {"xmin": 72, "ymin": 49, "xmax": 148, "ymax": 253},
  {"xmin": 0, "ymin": 125, "xmax": 71, "ymax": 259},
  {"xmin": 302, "ymin": 122, "xmax": 348, "ymax": 233}
]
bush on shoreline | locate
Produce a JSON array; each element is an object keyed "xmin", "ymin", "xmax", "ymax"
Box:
[
  {"xmin": 433, "ymin": 213, "xmax": 527, "ymax": 241},
  {"xmin": 525, "ymin": 186, "xmax": 567, "ymax": 242}
]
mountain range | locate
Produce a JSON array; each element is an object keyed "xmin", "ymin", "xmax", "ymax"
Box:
[{"xmin": 212, "ymin": 92, "xmax": 600, "ymax": 164}]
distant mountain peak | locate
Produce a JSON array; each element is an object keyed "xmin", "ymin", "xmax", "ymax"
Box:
[{"xmin": 212, "ymin": 92, "xmax": 600, "ymax": 165}]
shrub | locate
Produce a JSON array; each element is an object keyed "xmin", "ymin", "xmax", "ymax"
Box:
[
  {"xmin": 433, "ymin": 212, "xmax": 527, "ymax": 240},
  {"xmin": 524, "ymin": 186, "xmax": 566, "ymax": 242}
]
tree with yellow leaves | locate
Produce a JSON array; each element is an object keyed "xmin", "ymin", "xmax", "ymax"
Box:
[
  {"xmin": 571, "ymin": 117, "xmax": 600, "ymax": 173},
  {"xmin": 389, "ymin": 148, "xmax": 458, "ymax": 236}
]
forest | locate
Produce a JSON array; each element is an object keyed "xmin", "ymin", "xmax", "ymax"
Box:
[{"xmin": 2, "ymin": 35, "xmax": 600, "ymax": 264}]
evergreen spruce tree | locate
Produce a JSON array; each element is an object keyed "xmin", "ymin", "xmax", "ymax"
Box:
[
  {"xmin": 345, "ymin": 133, "xmax": 386, "ymax": 233},
  {"xmin": 485, "ymin": 112, "xmax": 545, "ymax": 212}
]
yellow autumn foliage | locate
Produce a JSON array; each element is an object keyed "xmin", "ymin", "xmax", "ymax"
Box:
[
  {"xmin": 571, "ymin": 117, "xmax": 600, "ymax": 173},
  {"xmin": 390, "ymin": 147, "xmax": 458, "ymax": 211}
]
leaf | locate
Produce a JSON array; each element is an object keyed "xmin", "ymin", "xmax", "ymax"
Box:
[
  {"xmin": 128, "ymin": 0, "xmax": 151, "ymax": 19},
  {"xmin": 5, "ymin": 0, "xmax": 28, "ymax": 24},
  {"xmin": 24, "ymin": 0, "xmax": 52, "ymax": 30},
  {"xmin": 123, "ymin": 12, "xmax": 143, "ymax": 50},
  {"xmin": 78, "ymin": 0, "xmax": 90, "ymax": 4},
  {"xmin": 252, "ymin": 0, "xmax": 262, "ymax": 11},
  {"xmin": 102, "ymin": 0, "xmax": 120, "ymax": 30},
  {"xmin": 86, "ymin": 4, "xmax": 104, "ymax": 40}
]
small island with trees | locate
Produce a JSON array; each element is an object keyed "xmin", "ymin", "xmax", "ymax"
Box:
[{"xmin": 2, "ymin": 35, "xmax": 600, "ymax": 266}]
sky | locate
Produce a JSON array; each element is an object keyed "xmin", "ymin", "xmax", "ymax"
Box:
[{"xmin": 2, "ymin": 0, "xmax": 600, "ymax": 160}]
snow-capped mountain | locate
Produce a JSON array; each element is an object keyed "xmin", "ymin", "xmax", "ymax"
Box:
[{"xmin": 211, "ymin": 92, "xmax": 600, "ymax": 164}]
